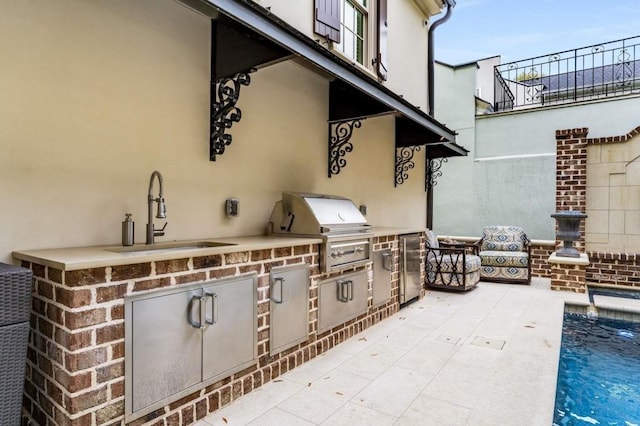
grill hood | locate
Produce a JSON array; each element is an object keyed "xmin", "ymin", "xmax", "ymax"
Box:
[{"xmin": 267, "ymin": 192, "xmax": 371, "ymax": 236}]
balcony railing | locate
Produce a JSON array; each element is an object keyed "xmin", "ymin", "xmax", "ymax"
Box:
[{"xmin": 493, "ymin": 35, "xmax": 640, "ymax": 112}]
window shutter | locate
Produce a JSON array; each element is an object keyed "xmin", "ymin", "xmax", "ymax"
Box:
[
  {"xmin": 376, "ymin": 0, "xmax": 388, "ymax": 81},
  {"xmin": 314, "ymin": 0, "xmax": 341, "ymax": 43}
]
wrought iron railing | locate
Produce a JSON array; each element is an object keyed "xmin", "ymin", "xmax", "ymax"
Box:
[{"xmin": 493, "ymin": 35, "xmax": 640, "ymax": 112}]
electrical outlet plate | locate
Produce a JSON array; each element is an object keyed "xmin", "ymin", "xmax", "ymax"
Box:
[{"xmin": 225, "ymin": 198, "xmax": 239, "ymax": 217}]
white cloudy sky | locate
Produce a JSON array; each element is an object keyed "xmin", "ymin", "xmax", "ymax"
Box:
[{"xmin": 434, "ymin": 0, "xmax": 640, "ymax": 65}]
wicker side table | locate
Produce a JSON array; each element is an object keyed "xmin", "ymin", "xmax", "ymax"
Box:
[{"xmin": 0, "ymin": 263, "xmax": 33, "ymax": 426}]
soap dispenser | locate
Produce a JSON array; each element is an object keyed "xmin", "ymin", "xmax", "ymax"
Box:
[{"xmin": 122, "ymin": 213, "xmax": 135, "ymax": 246}]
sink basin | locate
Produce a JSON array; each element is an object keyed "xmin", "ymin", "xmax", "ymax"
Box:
[{"xmin": 109, "ymin": 241, "xmax": 236, "ymax": 254}]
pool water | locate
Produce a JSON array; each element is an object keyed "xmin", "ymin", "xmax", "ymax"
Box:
[{"xmin": 553, "ymin": 313, "xmax": 640, "ymax": 425}]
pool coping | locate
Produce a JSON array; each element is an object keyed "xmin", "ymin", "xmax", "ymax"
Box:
[{"xmin": 565, "ymin": 299, "xmax": 640, "ymax": 323}]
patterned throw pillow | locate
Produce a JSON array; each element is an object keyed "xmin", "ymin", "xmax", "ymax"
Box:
[
  {"xmin": 426, "ymin": 230, "xmax": 439, "ymax": 249},
  {"xmin": 481, "ymin": 226, "xmax": 526, "ymax": 252}
]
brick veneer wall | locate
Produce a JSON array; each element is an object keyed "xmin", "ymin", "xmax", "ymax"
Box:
[
  {"xmin": 529, "ymin": 242, "xmax": 554, "ymax": 278},
  {"xmin": 21, "ymin": 235, "xmax": 404, "ymax": 425},
  {"xmin": 555, "ymin": 126, "xmax": 640, "ymax": 288},
  {"xmin": 586, "ymin": 251, "xmax": 640, "ymax": 287}
]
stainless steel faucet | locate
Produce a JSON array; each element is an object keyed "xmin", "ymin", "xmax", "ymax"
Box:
[{"xmin": 146, "ymin": 171, "xmax": 167, "ymax": 244}]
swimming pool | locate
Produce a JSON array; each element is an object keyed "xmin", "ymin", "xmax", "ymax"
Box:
[
  {"xmin": 553, "ymin": 312, "xmax": 640, "ymax": 425},
  {"xmin": 588, "ymin": 286, "xmax": 640, "ymax": 303}
]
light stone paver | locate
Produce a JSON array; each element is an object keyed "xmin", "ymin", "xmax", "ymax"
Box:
[
  {"xmin": 247, "ymin": 408, "xmax": 314, "ymax": 426},
  {"xmin": 352, "ymin": 366, "xmax": 433, "ymax": 417},
  {"xmin": 201, "ymin": 278, "xmax": 590, "ymax": 426},
  {"xmin": 397, "ymin": 395, "xmax": 472, "ymax": 426},
  {"xmin": 196, "ymin": 379, "xmax": 304, "ymax": 425},
  {"xmin": 321, "ymin": 402, "xmax": 397, "ymax": 426},
  {"xmin": 276, "ymin": 385, "xmax": 351, "ymax": 424}
]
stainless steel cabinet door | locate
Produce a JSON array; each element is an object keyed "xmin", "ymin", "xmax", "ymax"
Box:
[
  {"xmin": 130, "ymin": 289, "xmax": 201, "ymax": 413},
  {"xmin": 270, "ymin": 264, "xmax": 309, "ymax": 355},
  {"xmin": 372, "ymin": 249, "xmax": 392, "ymax": 307},
  {"xmin": 202, "ymin": 275, "xmax": 257, "ymax": 382},
  {"xmin": 400, "ymin": 234, "xmax": 422, "ymax": 304},
  {"xmin": 318, "ymin": 270, "xmax": 368, "ymax": 333}
]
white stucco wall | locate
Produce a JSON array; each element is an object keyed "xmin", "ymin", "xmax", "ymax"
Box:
[
  {"xmin": 475, "ymin": 56, "xmax": 500, "ymax": 105},
  {"xmin": 432, "ymin": 62, "xmax": 477, "ymax": 235},
  {"xmin": 434, "ymin": 60, "xmax": 640, "ymax": 240},
  {"xmin": 0, "ymin": 0, "xmax": 435, "ymax": 264}
]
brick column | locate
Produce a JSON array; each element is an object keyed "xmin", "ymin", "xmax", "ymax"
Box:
[
  {"xmin": 555, "ymin": 127, "xmax": 588, "ymax": 252},
  {"xmin": 551, "ymin": 128, "xmax": 590, "ymax": 292},
  {"xmin": 549, "ymin": 253, "xmax": 589, "ymax": 292}
]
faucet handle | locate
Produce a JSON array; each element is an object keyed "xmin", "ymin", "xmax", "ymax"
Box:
[{"xmin": 154, "ymin": 222, "xmax": 168, "ymax": 236}]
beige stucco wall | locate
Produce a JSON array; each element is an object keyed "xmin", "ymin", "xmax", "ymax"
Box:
[
  {"xmin": 586, "ymin": 135, "xmax": 640, "ymax": 252},
  {"xmin": 385, "ymin": 0, "xmax": 430, "ymax": 111},
  {"xmin": 252, "ymin": 0, "xmax": 314, "ymax": 37},
  {"xmin": 260, "ymin": 0, "xmax": 433, "ymax": 111},
  {"xmin": 0, "ymin": 0, "xmax": 431, "ymax": 264}
]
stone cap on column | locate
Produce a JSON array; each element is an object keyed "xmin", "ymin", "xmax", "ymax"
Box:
[
  {"xmin": 556, "ymin": 128, "xmax": 589, "ymax": 140},
  {"xmin": 549, "ymin": 252, "xmax": 589, "ymax": 266}
]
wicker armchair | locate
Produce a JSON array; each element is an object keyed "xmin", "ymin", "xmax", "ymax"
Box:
[
  {"xmin": 425, "ymin": 230, "xmax": 481, "ymax": 292},
  {"xmin": 477, "ymin": 225, "xmax": 531, "ymax": 284}
]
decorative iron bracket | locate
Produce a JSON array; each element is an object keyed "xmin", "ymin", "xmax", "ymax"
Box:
[
  {"xmin": 210, "ymin": 70, "xmax": 253, "ymax": 161},
  {"xmin": 394, "ymin": 146, "xmax": 422, "ymax": 187},
  {"xmin": 425, "ymin": 157, "xmax": 448, "ymax": 191},
  {"xmin": 328, "ymin": 119, "xmax": 364, "ymax": 177}
]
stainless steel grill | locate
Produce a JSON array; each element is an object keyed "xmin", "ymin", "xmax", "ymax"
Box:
[{"xmin": 267, "ymin": 192, "xmax": 373, "ymax": 273}]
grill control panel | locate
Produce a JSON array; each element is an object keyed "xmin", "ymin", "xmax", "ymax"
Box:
[{"xmin": 324, "ymin": 239, "xmax": 371, "ymax": 272}]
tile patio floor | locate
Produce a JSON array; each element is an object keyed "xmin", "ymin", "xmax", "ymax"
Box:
[{"xmin": 196, "ymin": 278, "xmax": 588, "ymax": 426}]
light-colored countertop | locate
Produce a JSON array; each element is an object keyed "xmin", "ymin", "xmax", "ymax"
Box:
[
  {"xmin": 13, "ymin": 235, "xmax": 322, "ymax": 271},
  {"xmin": 12, "ymin": 227, "xmax": 426, "ymax": 271}
]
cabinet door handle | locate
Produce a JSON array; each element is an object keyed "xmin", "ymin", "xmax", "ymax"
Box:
[
  {"xmin": 205, "ymin": 292, "xmax": 218, "ymax": 325},
  {"xmin": 348, "ymin": 280, "xmax": 354, "ymax": 301},
  {"xmin": 199, "ymin": 295, "xmax": 208, "ymax": 328},
  {"xmin": 337, "ymin": 281, "xmax": 344, "ymax": 302},
  {"xmin": 337, "ymin": 280, "xmax": 350, "ymax": 303},
  {"xmin": 382, "ymin": 252, "xmax": 393, "ymax": 271},
  {"xmin": 272, "ymin": 277, "xmax": 285, "ymax": 304},
  {"xmin": 187, "ymin": 295, "xmax": 205, "ymax": 329}
]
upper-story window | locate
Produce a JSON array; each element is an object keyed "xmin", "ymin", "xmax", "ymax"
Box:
[
  {"xmin": 337, "ymin": 0, "xmax": 368, "ymax": 66},
  {"xmin": 314, "ymin": 0, "xmax": 387, "ymax": 81}
]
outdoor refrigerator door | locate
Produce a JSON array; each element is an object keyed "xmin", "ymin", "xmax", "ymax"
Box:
[{"xmin": 400, "ymin": 234, "xmax": 421, "ymax": 303}]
